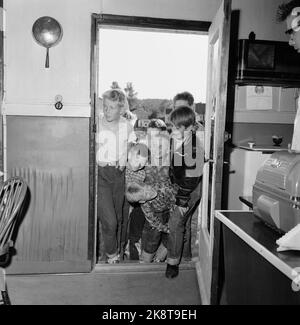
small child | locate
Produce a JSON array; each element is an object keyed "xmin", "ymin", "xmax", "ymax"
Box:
[
  {"xmin": 123, "ymin": 142, "xmax": 152, "ymax": 260},
  {"xmin": 126, "ymin": 120, "xmax": 178, "ymax": 263},
  {"xmin": 125, "ymin": 142, "xmax": 175, "ymax": 236},
  {"xmin": 126, "ymin": 181, "xmax": 172, "ymax": 234}
]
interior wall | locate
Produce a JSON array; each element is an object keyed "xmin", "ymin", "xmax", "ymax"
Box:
[
  {"xmin": 3, "ymin": 0, "xmax": 286, "ymax": 117},
  {"xmin": 232, "ymin": 0, "xmax": 287, "ymax": 41},
  {"xmin": 101, "ymin": 0, "xmax": 287, "ymax": 43},
  {"xmin": 3, "ymin": 0, "xmax": 101, "ymax": 116},
  {"xmin": 100, "ymin": 0, "xmax": 220, "ymax": 21},
  {"xmin": 0, "ymin": 4, "xmax": 3, "ymax": 175},
  {"xmin": 6, "ymin": 116, "xmax": 91, "ymax": 274}
]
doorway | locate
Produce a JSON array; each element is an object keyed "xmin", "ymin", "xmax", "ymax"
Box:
[{"xmin": 90, "ymin": 14, "xmax": 210, "ymax": 267}]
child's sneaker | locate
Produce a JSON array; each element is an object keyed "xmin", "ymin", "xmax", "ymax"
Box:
[
  {"xmin": 124, "ymin": 242, "xmax": 130, "ymax": 260},
  {"xmin": 181, "ymin": 256, "xmax": 192, "ymax": 263},
  {"xmin": 135, "ymin": 240, "xmax": 142, "ymax": 256},
  {"xmin": 153, "ymin": 243, "xmax": 168, "ymax": 263},
  {"xmin": 107, "ymin": 254, "xmax": 120, "ymax": 264}
]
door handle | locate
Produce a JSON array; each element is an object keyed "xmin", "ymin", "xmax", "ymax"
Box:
[
  {"xmin": 93, "ymin": 92, "xmax": 97, "ymax": 133},
  {"xmin": 205, "ymin": 159, "xmax": 229, "ymax": 165}
]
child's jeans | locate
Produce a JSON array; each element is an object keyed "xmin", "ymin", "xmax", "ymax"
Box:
[
  {"xmin": 167, "ymin": 183, "xmax": 201, "ymax": 265},
  {"xmin": 166, "ymin": 206, "xmax": 190, "ymax": 266},
  {"xmin": 141, "ymin": 210, "xmax": 169, "ymax": 263},
  {"xmin": 97, "ymin": 166, "xmax": 125, "ymax": 260},
  {"xmin": 182, "ymin": 214, "xmax": 192, "ymax": 261},
  {"xmin": 128, "ymin": 206, "xmax": 145, "ymax": 260},
  {"xmin": 120, "ymin": 198, "xmax": 131, "ymax": 258}
]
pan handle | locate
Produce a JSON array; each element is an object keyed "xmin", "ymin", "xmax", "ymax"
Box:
[{"xmin": 45, "ymin": 48, "xmax": 49, "ymax": 68}]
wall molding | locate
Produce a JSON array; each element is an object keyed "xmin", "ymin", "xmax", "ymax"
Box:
[{"xmin": 2, "ymin": 103, "xmax": 91, "ymax": 117}]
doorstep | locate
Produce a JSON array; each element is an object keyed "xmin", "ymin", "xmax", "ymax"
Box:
[{"xmin": 93, "ymin": 260, "xmax": 197, "ymax": 274}]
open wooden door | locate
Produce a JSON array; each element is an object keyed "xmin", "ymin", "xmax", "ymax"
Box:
[{"xmin": 195, "ymin": 0, "xmax": 231, "ymax": 305}]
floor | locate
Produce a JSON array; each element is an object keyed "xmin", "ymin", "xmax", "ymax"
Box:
[{"xmin": 6, "ymin": 262, "xmax": 201, "ymax": 305}]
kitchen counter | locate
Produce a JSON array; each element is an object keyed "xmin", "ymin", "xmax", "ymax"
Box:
[
  {"xmin": 215, "ymin": 211, "xmax": 300, "ymax": 304},
  {"xmin": 237, "ymin": 144, "xmax": 288, "ymax": 153}
]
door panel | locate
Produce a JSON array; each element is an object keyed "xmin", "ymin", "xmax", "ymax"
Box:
[
  {"xmin": 6, "ymin": 116, "xmax": 92, "ymax": 274},
  {"xmin": 196, "ymin": 0, "xmax": 231, "ymax": 304}
]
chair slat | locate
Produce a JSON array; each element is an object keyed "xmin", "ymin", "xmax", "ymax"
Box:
[{"xmin": 0, "ymin": 177, "xmax": 27, "ymax": 257}]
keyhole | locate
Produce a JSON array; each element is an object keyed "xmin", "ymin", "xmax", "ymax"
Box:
[{"xmin": 55, "ymin": 101, "xmax": 63, "ymax": 110}]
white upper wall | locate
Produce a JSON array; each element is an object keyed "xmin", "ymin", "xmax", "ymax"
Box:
[
  {"xmin": 2, "ymin": 0, "xmax": 288, "ymax": 115},
  {"xmin": 100, "ymin": 0, "xmax": 220, "ymax": 21},
  {"xmin": 232, "ymin": 0, "xmax": 287, "ymax": 41},
  {"xmin": 3, "ymin": 0, "xmax": 101, "ymax": 109},
  {"xmin": 100, "ymin": 0, "xmax": 287, "ymax": 40}
]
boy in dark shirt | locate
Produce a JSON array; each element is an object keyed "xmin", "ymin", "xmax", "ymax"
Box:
[{"xmin": 166, "ymin": 105, "xmax": 204, "ymax": 278}]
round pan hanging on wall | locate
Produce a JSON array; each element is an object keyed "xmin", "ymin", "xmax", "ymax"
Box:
[{"xmin": 32, "ymin": 16, "xmax": 63, "ymax": 68}]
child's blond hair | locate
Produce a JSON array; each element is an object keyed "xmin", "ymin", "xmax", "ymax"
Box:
[
  {"xmin": 128, "ymin": 142, "xmax": 150, "ymax": 161},
  {"xmin": 102, "ymin": 89, "xmax": 129, "ymax": 114}
]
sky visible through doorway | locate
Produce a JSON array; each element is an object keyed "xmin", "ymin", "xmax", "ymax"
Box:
[{"xmin": 98, "ymin": 28, "xmax": 208, "ymax": 103}]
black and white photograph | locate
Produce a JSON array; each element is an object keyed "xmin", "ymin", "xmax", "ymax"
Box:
[{"xmin": 0, "ymin": 0, "xmax": 300, "ymax": 310}]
